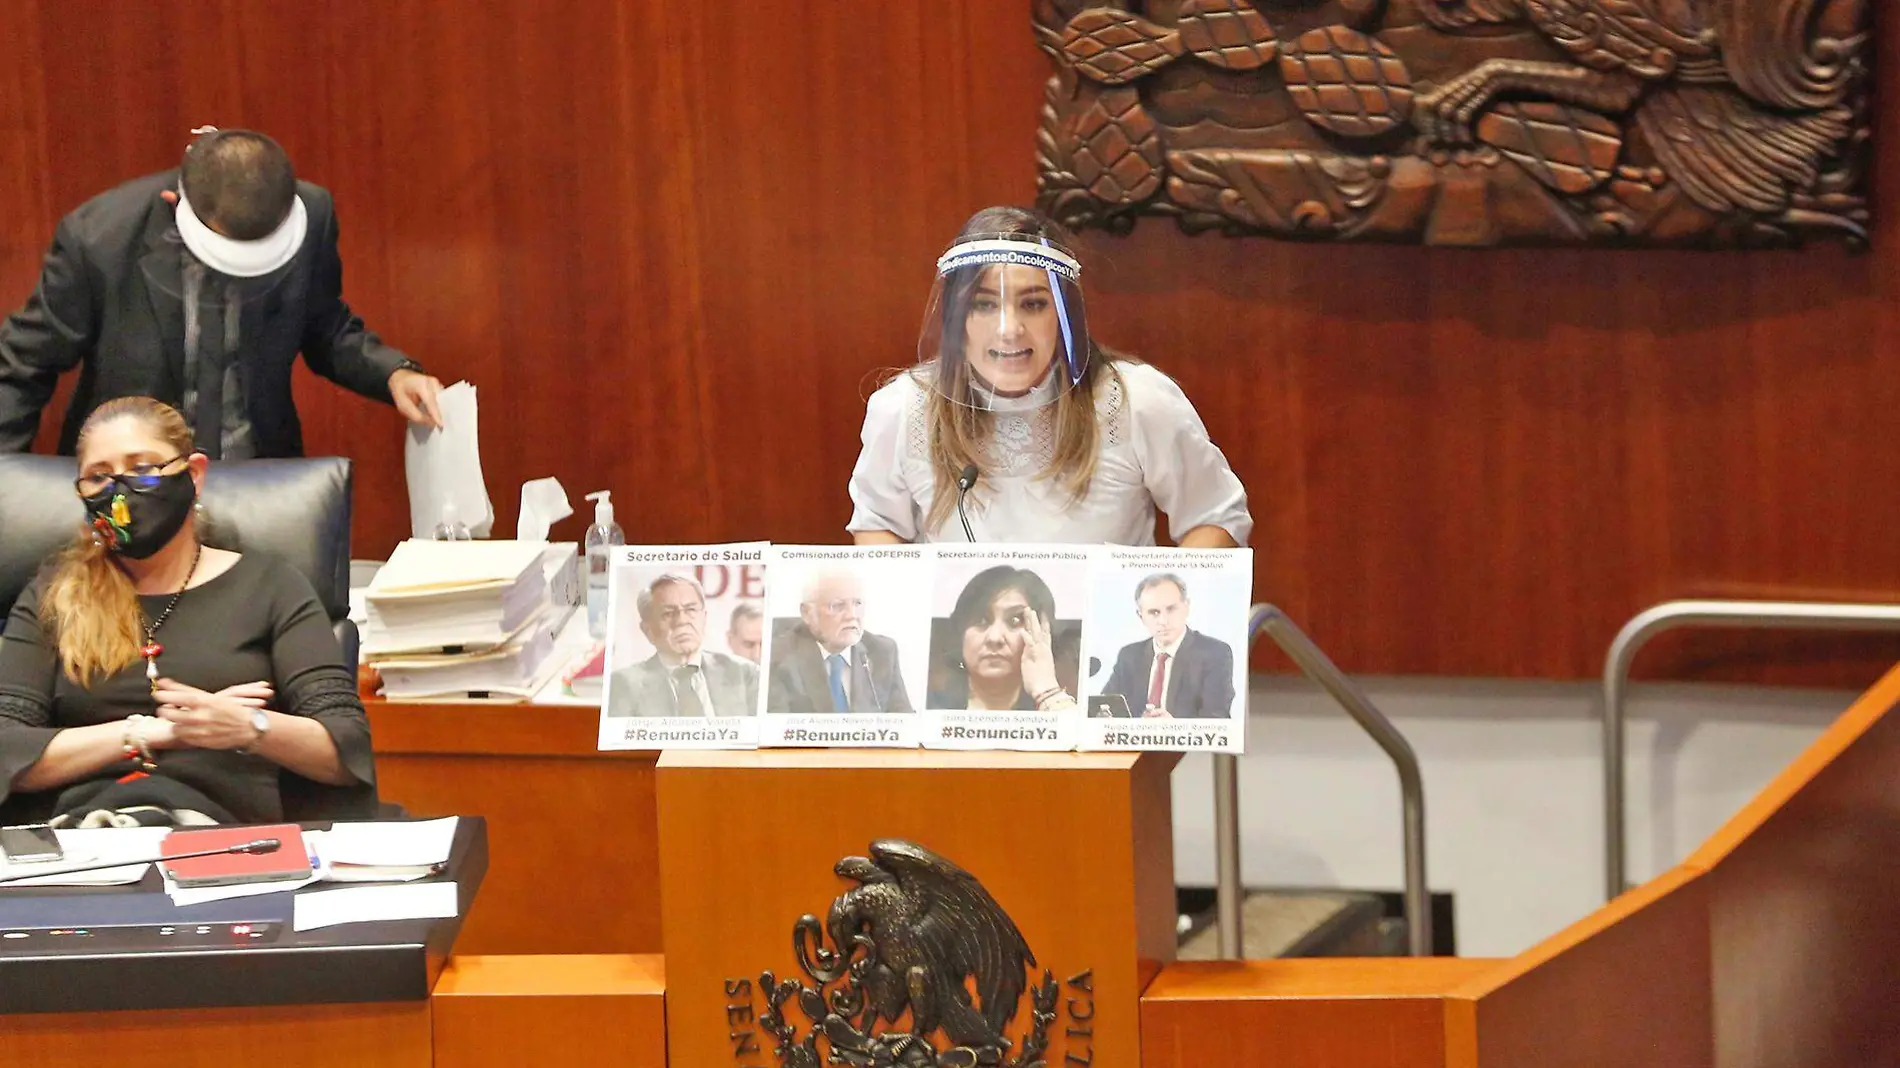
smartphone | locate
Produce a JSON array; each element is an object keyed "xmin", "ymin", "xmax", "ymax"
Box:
[{"xmin": 0, "ymin": 824, "xmax": 63, "ymax": 863}]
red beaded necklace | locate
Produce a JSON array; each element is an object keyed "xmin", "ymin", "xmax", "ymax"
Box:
[{"xmin": 140, "ymin": 540, "xmax": 203, "ymax": 690}]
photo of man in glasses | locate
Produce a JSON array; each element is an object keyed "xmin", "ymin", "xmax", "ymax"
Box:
[
  {"xmin": 606, "ymin": 572, "xmax": 759, "ymax": 719},
  {"xmin": 766, "ymin": 567, "xmax": 914, "ymax": 716}
]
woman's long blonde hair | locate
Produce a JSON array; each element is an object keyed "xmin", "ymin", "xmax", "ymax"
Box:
[
  {"xmin": 39, "ymin": 398, "xmax": 197, "ymax": 687},
  {"xmin": 920, "ymin": 206, "xmax": 1120, "ymax": 534}
]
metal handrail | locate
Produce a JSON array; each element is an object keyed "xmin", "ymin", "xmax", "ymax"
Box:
[
  {"xmin": 1211, "ymin": 604, "xmax": 1432, "ymax": 958},
  {"xmin": 1602, "ymin": 599, "xmax": 1900, "ymax": 900}
]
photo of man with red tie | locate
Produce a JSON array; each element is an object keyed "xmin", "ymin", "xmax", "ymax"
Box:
[{"xmin": 1098, "ymin": 574, "xmax": 1235, "ymax": 720}]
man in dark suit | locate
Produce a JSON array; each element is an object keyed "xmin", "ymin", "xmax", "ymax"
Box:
[
  {"xmin": 607, "ymin": 573, "xmax": 760, "ymax": 718},
  {"xmin": 767, "ymin": 568, "xmax": 913, "ymax": 715},
  {"xmin": 1100, "ymin": 573, "xmax": 1235, "ymax": 719},
  {"xmin": 0, "ymin": 127, "xmax": 442, "ymax": 457}
]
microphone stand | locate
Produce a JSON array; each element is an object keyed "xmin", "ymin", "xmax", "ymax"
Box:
[
  {"xmin": 956, "ymin": 465, "xmax": 979, "ymax": 542},
  {"xmin": 0, "ymin": 838, "xmax": 283, "ymax": 886}
]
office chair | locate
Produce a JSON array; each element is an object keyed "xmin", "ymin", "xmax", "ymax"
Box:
[{"xmin": 0, "ymin": 455, "xmax": 376, "ymax": 819}]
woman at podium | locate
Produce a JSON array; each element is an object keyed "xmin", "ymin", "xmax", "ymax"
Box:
[
  {"xmin": 848, "ymin": 206, "xmax": 1251, "ymax": 547},
  {"xmin": 0, "ymin": 398, "xmax": 375, "ymax": 826}
]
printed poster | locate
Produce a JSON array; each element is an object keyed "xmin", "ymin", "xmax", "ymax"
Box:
[
  {"xmin": 1079, "ymin": 547, "xmax": 1252, "ymax": 753},
  {"xmin": 597, "ymin": 543, "xmax": 768, "ymax": 750},
  {"xmin": 760, "ymin": 545, "xmax": 932, "ymax": 748},
  {"xmin": 920, "ymin": 545, "xmax": 1093, "ymax": 751}
]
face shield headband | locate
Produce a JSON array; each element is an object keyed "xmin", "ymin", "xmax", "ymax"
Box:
[{"xmin": 174, "ymin": 188, "xmax": 308, "ymax": 279}]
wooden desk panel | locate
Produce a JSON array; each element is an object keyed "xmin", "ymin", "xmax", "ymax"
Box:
[
  {"xmin": 368, "ymin": 701, "xmax": 661, "ymax": 954},
  {"xmin": 433, "ymin": 955, "xmax": 666, "ymax": 1068},
  {"xmin": 658, "ymin": 749, "xmax": 1177, "ymax": 1068},
  {"xmin": 1690, "ymin": 665, "xmax": 1900, "ymax": 1068},
  {"xmin": 1142, "ymin": 958, "xmax": 1499, "ymax": 1068},
  {"xmin": 0, "ymin": 1001, "xmax": 431, "ymax": 1068},
  {"xmin": 1453, "ymin": 867, "xmax": 1715, "ymax": 1068}
]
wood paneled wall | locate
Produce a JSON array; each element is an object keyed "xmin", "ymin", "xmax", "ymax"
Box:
[{"xmin": 5, "ymin": 1, "xmax": 1898, "ymax": 682}]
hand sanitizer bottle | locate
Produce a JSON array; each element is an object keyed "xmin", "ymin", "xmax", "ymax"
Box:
[
  {"xmin": 432, "ymin": 500, "xmax": 472, "ymax": 540},
  {"xmin": 583, "ymin": 491, "xmax": 625, "ymax": 639}
]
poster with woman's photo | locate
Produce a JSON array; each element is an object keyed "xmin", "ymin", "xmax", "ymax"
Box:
[
  {"xmin": 597, "ymin": 543, "xmax": 768, "ymax": 750},
  {"xmin": 921, "ymin": 545, "xmax": 1094, "ymax": 751},
  {"xmin": 760, "ymin": 545, "xmax": 932, "ymax": 748},
  {"xmin": 1079, "ymin": 548, "xmax": 1252, "ymax": 753}
]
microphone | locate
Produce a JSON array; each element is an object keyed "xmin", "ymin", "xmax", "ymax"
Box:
[
  {"xmin": 0, "ymin": 837, "xmax": 282, "ymax": 886},
  {"xmin": 955, "ymin": 464, "xmax": 979, "ymax": 542}
]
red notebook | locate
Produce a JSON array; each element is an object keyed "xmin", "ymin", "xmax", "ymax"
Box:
[{"xmin": 160, "ymin": 824, "xmax": 311, "ymax": 888}]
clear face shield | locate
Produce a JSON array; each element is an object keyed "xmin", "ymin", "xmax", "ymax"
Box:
[
  {"xmin": 918, "ymin": 236, "xmax": 1091, "ymax": 410},
  {"xmin": 141, "ymin": 187, "xmax": 308, "ymax": 310}
]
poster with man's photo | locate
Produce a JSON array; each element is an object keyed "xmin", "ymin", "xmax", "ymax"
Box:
[
  {"xmin": 758, "ymin": 545, "xmax": 932, "ymax": 748},
  {"xmin": 920, "ymin": 545, "xmax": 1093, "ymax": 751},
  {"xmin": 597, "ymin": 543, "xmax": 768, "ymax": 750},
  {"xmin": 1079, "ymin": 548, "xmax": 1252, "ymax": 753}
]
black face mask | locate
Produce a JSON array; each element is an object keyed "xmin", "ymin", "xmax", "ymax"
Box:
[{"xmin": 83, "ymin": 471, "xmax": 197, "ymax": 560}]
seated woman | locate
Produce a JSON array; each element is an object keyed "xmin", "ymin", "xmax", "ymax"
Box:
[
  {"xmin": 849, "ymin": 205, "xmax": 1251, "ymax": 547},
  {"xmin": 927, "ymin": 565, "xmax": 1078, "ymax": 712},
  {"xmin": 0, "ymin": 398, "xmax": 375, "ymax": 826}
]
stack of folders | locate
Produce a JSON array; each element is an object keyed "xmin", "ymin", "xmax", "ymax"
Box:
[{"xmin": 365, "ymin": 540, "xmax": 577, "ymax": 701}]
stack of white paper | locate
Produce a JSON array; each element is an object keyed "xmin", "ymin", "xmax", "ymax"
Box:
[
  {"xmin": 374, "ymin": 611, "xmax": 568, "ymax": 699},
  {"xmin": 363, "ymin": 540, "xmax": 549, "ymax": 652},
  {"xmin": 317, "ymin": 817, "xmax": 459, "ymax": 881},
  {"xmin": 293, "ymin": 882, "xmax": 459, "ymax": 932},
  {"xmin": 365, "ymin": 543, "xmax": 574, "ymax": 700},
  {"xmin": 405, "ymin": 380, "xmax": 493, "ymax": 539}
]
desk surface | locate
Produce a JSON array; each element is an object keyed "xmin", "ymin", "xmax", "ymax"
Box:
[
  {"xmin": 0, "ymin": 817, "xmax": 487, "ymax": 1015},
  {"xmin": 367, "ymin": 699, "xmax": 644, "ymax": 759}
]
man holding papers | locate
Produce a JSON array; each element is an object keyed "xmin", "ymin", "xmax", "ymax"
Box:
[
  {"xmin": 607, "ymin": 573, "xmax": 759, "ymax": 718},
  {"xmin": 0, "ymin": 128, "xmax": 444, "ymax": 457}
]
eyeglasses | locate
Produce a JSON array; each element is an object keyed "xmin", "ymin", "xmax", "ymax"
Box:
[
  {"xmin": 76, "ymin": 456, "xmax": 189, "ymax": 498},
  {"xmin": 813, "ymin": 599, "xmax": 864, "ymax": 616},
  {"xmin": 653, "ymin": 602, "xmax": 704, "ymax": 624}
]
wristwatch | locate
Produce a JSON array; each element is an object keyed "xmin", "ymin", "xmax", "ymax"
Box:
[{"xmin": 247, "ymin": 708, "xmax": 271, "ymax": 749}]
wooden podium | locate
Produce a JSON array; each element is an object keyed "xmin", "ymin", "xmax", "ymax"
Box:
[{"xmin": 657, "ymin": 748, "xmax": 1178, "ymax": 1068}]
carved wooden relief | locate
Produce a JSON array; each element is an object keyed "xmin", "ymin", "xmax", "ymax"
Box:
[{"xmin": 1032, "ymin": 0, "xmax": 1872, "ymax": 248}]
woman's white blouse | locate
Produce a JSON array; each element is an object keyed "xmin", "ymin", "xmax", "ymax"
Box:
[{"xmin": 847, "ymin": 361, "xmax": 1252, "ymax": 546}]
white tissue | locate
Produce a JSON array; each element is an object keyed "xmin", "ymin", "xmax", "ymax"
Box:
[{"xmin": 517, "ymin": 477, "xmax": 573, "ymax": 541}]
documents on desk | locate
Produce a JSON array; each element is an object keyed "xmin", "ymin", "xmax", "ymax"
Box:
[
  {"xmin": 318, "ymin": 816, "xmax": 458, "ymax": 880},
  {"xmin": 164, "ymin": 817, "xmax": 460, "ymax": 904},
  {"xmin": 0, "ymin": 820, "xmax": 462, "ymax": 939},
  {"xmin": 364, "ymin": 539, "xmax": 551, "ymax": 651},
  {"xmin": 364, "ymin": 540, "xmax": 577, "ymax": 700},
  {"xmin": 294, "ymin": 819, "xmax": 463, "ymax": 932},
  {"xmin": 372, "ymin": 616, "xmax": 562, "ymax": 699},
  {"xmin": 293, "ymin": 881, "xmax": 459, "ymax": 932},
  {"xmin": 0, "ymin": 827, "xmax": 169, "ymax": 887}
]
